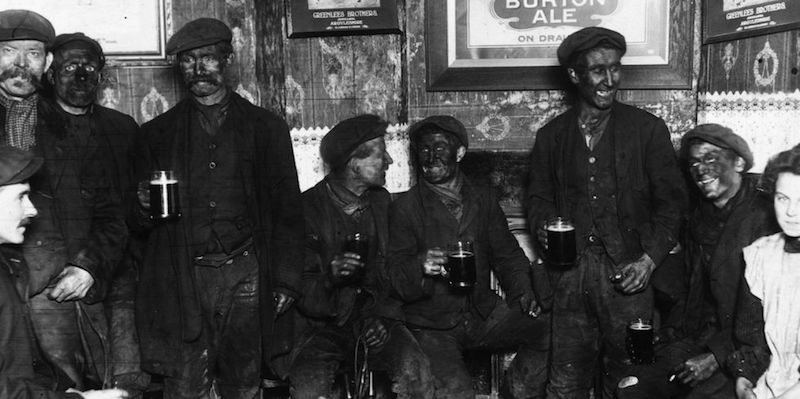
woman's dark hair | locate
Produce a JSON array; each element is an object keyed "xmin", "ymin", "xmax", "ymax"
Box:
[{"xmin": 760, "ymin": 144, "xmax": 800, "ymax": 195}]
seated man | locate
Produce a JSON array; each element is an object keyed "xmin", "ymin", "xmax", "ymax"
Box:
[
  {"xmin": 618, "ymin": 124, "xmax": 777, "ymax": 398},
  {"xmin": 385, "ymin": 115, "xmax": 549, "ymax": 398},
  {"xmin": 0, "ymin": 146, "xmax": 128, "ymax": 399},
  {"xmin": 288, "ymin": 115, "xmax": 433, "ymax": 399}
]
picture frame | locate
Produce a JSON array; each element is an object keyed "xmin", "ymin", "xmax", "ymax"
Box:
[
  {"xmin": 287, "ymin": 0, "xmax": 401, "ymax": 38},
  {"xmin": 703, "ymin": 0, "xmax": 800, "ymax": 44},
  {"xmin": 1, "ymin": 0, "xmax": 169, "ymax": 64},
  {"xmin": 426, "ymin": 0, "xmax": 694, "ymax": 91}
]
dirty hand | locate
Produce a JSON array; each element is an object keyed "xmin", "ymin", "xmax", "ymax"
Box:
[
  {"xmin": 421, "ymin": 247, "xmax": 448, "ymax": 277},
  {"xmin": 536, "ymin": 224, "xmax": 548, "ymax": 250},
  {"xmin": 137, "ymin": 180, "xmax": 150, "ymax": 210},
  {"xmin": 331, "ymin": 252, "xmax": 364, "ymax": 279},
  {"xmin": 361, "ymin": 317, "xmax": 389, "ymax": 349},
  {"xmin": 519, "ymin": 292, "xmax": 542, "ymax": 319},
  {"xmin": 673, "ymin": 352, "xmax": 719, "ymax": 386},
  {"xmin": 735, "ymin": 377, "xmax": 757, "ymax": 399},
  {"xmin": 68, "ymin": 387, "xmax": 130, "ymax": 399},
  {"xmin": 49, "ymin": 266, "xmax": 94, "ymax": 302},
  {"xmin": 615, "ymin": 253, "xmax": 656, "ymax": 294},
  {"xmin": 273, "ymin": 291, "xmax": 295, "ymax": 315}
]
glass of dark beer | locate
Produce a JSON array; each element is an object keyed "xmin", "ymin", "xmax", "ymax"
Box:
[
  {"xmin": 545, "ymin": 217, "xmax": 576, "ymax": 267},
  {"xmin": 446, "ymin": 241, "xmax": 476, "ymax": 289},
  {"xmin": 626, "ymin": 318, "xmax": 655, "ymax": 364},
  {"xmin": 344, "ymin": 233, "xmax": 369, "ymax": 278},
  {"xmin": 149, "ymin": 170, "xmax": 180, "ymax": 220}
]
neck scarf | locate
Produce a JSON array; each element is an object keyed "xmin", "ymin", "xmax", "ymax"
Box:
[
  {"xmin": 326, "ymin": 177, "xmax": 370, "ymax": 221},
  {"xmin": 424, "ymin": 172, "xmax": 465, "ymax": 221},
  {"xmin": 0, "ymin": 93, "xmax": 38, "ymax": 150}
]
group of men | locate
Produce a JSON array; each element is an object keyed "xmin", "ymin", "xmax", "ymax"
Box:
[{"xmin": 0, "ymin": 7, "xmax": 777, "ymax": 399}]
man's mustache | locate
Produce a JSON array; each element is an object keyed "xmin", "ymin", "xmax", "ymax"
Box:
[{"xmin": 0, "ymin": 67, "xmax": 40, "ymax": 84}]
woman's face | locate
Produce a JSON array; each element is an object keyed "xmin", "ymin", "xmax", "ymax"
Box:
[{"xmin": 774, "ymin": 172, "xmax": 800, "ymax": 237}]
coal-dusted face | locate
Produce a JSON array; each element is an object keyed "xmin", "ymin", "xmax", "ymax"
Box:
[
  {"xmin": 51, "ymin": 44, "xmax": 102, "ymax": 110},
  {"xmin": 568, "ymin": 46, "xmax": 622, "ymax": 112},
  {"xmin": 416, "ymin": 131, "xmax": 464, "ymax": 185}
]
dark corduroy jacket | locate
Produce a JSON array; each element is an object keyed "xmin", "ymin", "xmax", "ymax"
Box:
[
  {"xmin": 386, "ymin": 177, "xmax": 534, "ymax": 329},
  {"xmin": 0, "ymin": 98, "xmax": 129, "ymax": 303},
  {"xmin": 0, "ymin": 246, "xmax": 81, "ymax": 399},
  {"xmin": 296, "ymin": 180, "xmax": 403, "ymax": 326},
  {"xmin": 527, "ymin": 101, "xmax": 687, "ymax": 267},
  {"xmin": 132, "ymin": 93, "xmax": 304, "ymax": 377}
]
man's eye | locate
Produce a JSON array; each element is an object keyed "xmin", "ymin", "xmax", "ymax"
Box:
[
  {"xmin": 64, "ymin": 65, "xmax": 77, "ymax": 72},
  {"xmin": 84, "ymin": 65, "xmax": 96, "ymax": 73}
]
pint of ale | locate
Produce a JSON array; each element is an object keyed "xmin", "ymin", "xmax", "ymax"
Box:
[
  {"xmin": 344, "ymin": 233, "xmax": 369, "ymax": 279},
  {"xmin": 150, "ymin": 170, "xmax": 180, "ymax": 220},
  {"xmin": 626, "ymin": 319, "xmax": 655, "ymax": 364},
  {"xmin": 546, "ymin": 217, "xmax": 576, "ymax": 267},
  {"xmin": 446, "ymin": 241, "xmax": 476, "ymax": 289}
]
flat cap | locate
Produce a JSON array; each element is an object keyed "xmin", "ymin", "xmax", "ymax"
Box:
[
  {"xmin": 321, "ymin": 114, "xmax": 388, "ymax": 169},
  {"xmin": 557, "ymin": 26, "xmax": 626, "ymax": 66},
  {"xmin": 0, "ymin": 145, "xmax": 42, "ymax": 186},
  {"xmin": 49, "ymin": 33, "xmax": 106, "ymax": 69},
  {"xmin": 0, "ymin": 9, "xmax": 55, "ymax": 44},
  {"xmin": 166, "ymin": 18, "xmax": 232, "ymax": 55},
  {"xmin": 681, "ymin": 123, "xmax": 754, "ymax": 172},
  {"xmin": 409, "ymin": 115, "xmax": 469, "ymax": 149}
]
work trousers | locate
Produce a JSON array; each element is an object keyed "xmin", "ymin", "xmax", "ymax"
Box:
[
  {"xmin": 163, "ymin": 250, "xmax": 261, "ymax": 399},
  {"xmin": 411, "ymin": 298, "xmax": 550, "ymax": 399},
  {"xmin": 288, "ymin": 319, "xmax": 434, "ymax": 399},
  {"xmin": 615, "ymin": 339, "xmax": 734, "ymax": 399},
  {"xmin": 547, "ymin": 247, "xmax": 653, "ymax": 399}
]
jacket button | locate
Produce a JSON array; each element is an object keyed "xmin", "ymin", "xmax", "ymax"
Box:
[
  {"xmin": 589, "ymin": 156, "xmax": 596, "ymax": 164},
  {"xmin": 209, "ymin": 161, "xmax": 217, "ymax": 169}
]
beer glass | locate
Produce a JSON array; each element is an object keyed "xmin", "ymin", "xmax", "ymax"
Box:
[
  {"xmin": 149, "ymin": 170, "xmax": 180, "ymax": 220},
  {"xmin": 545, "ymin": 217, "xmax": 576, "ymax": 267},
  {"xmin": 446, "ymin": 241, "xmax": 476, "ymax": 289},
  {"xmin": 344, "ymin": 233, "xmax": 369, "ymax": 279},
  {"xmin": 626, "ymin": 318, "xmax": 655, "ymax": 364}
]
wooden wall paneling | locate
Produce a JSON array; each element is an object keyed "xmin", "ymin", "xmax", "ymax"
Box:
[
  {"xmin": 254, "ymin": 0, "xmax": 286, "ymax": 116},
  {"xmin": 223, "ymin": 0, "xmax": 259, "ymax": 105}
]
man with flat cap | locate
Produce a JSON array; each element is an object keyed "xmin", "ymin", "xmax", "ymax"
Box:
[
  {"xmin": 0, "ymin": 10, "xmax": 129, "ymax": 391},
  {"xmin": 41, "ymin": 32, "xmax": 148, "ymax": 394},
  {"xmin": 132, "ymin": 17, "xmax": 303, "ymax": 398},
  {"xmin": 386, "ymin": 115, "xmax": 549, "ymax": 398},
  {"xmin": 617, "ymin": 124, "xmax": 778, "ymax": 399},
  {"xmin": 287, "ymin": 114, "xmax": 434, "ymax": 399},
  {"xmin": 527, "ymin": 26, "xmax": 687, "ymax": 398},
  {"xmin": 0, "ymin": 146, "xmax": 129, "ymax": 399}
]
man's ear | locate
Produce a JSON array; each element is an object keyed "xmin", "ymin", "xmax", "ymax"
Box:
[
  {"xmin": 46, "ymin": 68, "xmax": 55, "ymax": 85},
  {"xmin": 224, "ymin": 52, "xmax": 235, "ymax": 67},
  {"xmin": 567, "ymin": 67, "xmax": 579, "ymax": 84},
  {"xmin": 456, "ymin": 146, "xmax": 467, "ymax": 163},
  {"xmin": 734, "ymin": 156, "xmax": 746, "ymax": 173}
]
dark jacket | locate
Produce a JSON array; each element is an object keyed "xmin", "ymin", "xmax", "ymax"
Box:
[
  {"xmin": 0, "ymin": 246, "xmax": 81, "ymax": 399},
  {"xmin": 673, "ymin": 175, "xmax": 776, "ymax": 365},
  {"xmin": 527, "ymin": 102, "xmax": 687, "ymax": 267},
  {"xmin": 297, "ymin": 180, "xmax": 403, "ymax": 326},
  {"xmin": 0, "ymin": 99, "xmax": 129, "ymax": 303},
  {"xmin": 132, "ymin": 93, "xmax": 304, "ymax": 377},
  {"xmin": 386, "ymin": 177, "xmax": 533, "ymax": 329}
]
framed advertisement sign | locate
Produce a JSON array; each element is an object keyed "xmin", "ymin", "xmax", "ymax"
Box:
[
  {"xmin": 703, "ymin": 0, "xmax": 800, "ymax": 44},
  {"xmin": 1, "ymin": 0, "xmax": 168, "ymax": 63},
  {"xmin": 426, "ymin": 0, "xmax": 694, "ymax": 91},
  {"xmin": 287, "ymin": 0, "xmax": 401, "ymax": 38}
]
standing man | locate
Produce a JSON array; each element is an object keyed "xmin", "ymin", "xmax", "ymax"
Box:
[
  {"xmin": 0, "ymin": 146, "xmax": 130, "ymax": 399},
  {"xmin": 617, "ymin": 124, "xmax": 777, "ymax": 398},
  {"xmin": 132, "ymin": 18, "xmax": 304, "ymax": 398},
  {"xmin": 0, "ymin": 9, "xmax": 128, "ymax": 389},
  {"xmin": 526, "ymin": 27, "xmax": 687, "ymax": 398},
  {"xmin": 387, "ymin": 115, "xmax": 550, "ymax": 399},
  {"xmin": 44, "ymin": 32, "xmax": 148, "ymax": 394},
  {"xmin": 288, "ymin": 114, "xmax": 433, "ymax": 399}
]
